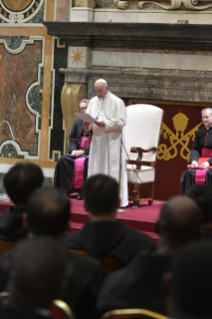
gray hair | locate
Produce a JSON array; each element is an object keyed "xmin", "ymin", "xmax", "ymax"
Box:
[
  {"xmin": 201, "ymin": 108, "xmax": 212, "ymax": 115},
  {"xmin": 79, "ymin": 99, "xmax": 90, "ymax": 108}
]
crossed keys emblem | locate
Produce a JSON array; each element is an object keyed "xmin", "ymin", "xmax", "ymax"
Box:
[{"xmin": 157, "ymin": 112, "xmax": 202, "ymax": 161}]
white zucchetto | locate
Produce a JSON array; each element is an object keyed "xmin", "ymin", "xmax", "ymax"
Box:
[{"xmin": 95, "ymin": 79, "xmax": 108, "ymax": 85}]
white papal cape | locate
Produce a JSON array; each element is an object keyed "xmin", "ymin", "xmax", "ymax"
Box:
[{"xmin": 86, "ymin": 91, "xmax": 128, "ymax": 207}]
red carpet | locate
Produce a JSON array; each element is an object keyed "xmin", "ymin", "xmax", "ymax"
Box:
[
  {"xmin": 70, "ymin": 199, "xmax": 164, "ymax": 244},
  {"xmin": 0, "ymin": 199, "xmax": 164, "ymax": 244}
]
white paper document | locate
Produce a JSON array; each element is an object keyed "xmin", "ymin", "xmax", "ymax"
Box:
[{"xmin": 75, "ymin": 113, "xmax": 96, "ymax": 124}]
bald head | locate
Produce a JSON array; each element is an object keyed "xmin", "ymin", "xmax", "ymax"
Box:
[
  {"xmin": 94, "ymin": 79, "xmax": 109, "ymax": 100},
  {"xmin": 158, "ymin": 196, "xmax": 202, "ymax": 250}
]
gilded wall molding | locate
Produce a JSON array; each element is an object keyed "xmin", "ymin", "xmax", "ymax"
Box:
[{"xmin": 61, "ymin": 83, "xmax": 87, "ymax": 152}]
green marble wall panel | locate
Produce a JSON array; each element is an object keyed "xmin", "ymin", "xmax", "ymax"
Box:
[
  {"xmin": 0, "ymin": 144, "xmax": 24, "ymax": 158},
  {"xmin": 28, "ymin": 68, "xmax": 44, "ymax": 130},
  {"xmin": 0, "ymin": 36, "xmax": 30, "ymax": 50}
]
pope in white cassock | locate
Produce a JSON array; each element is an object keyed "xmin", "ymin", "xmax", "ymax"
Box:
[{"xmin": 84, "ymin": 79, "xmax": 128, "ymax": 207}]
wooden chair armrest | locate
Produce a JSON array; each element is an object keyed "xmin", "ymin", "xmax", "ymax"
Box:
[{"xmin": 130, "ymin": 147, "xmax": 157, "ymax": 169}]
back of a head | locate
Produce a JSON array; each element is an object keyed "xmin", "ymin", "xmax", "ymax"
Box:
[
  {"xmin": 27, "ymin": 188, "xmax": 70, "ymax": 236},
  {"xmin": 8, "ymin": 236, "xmax": 68, "ymax": 308},
  {"xmin": 158, "ymin": 196, "xmax": 201, "ymax": 250},
  {"xmin": 4, "ymin": 163, "xmax": 44, "ymax": 205},
  {"xmin": 82, "ymin": 174, "xmax": 119, "ymax": 216},
  {"xmin": 171, "ymin": 241, "xmax": 212, "ymax": 318},
  {"xmin": 187, "ymin": 185, "xmax": 212, "ymax": 224}
]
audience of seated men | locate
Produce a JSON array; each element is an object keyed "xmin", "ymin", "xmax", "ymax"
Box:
[
  {"xmin": 97, "ymin": 196, "xmax": 202, "ymax": 315},
  {"xmin": 63, "ymin": 174, "xmax": 156, "ymax": 266},
  {"xmin": 0, "ymin": 188, "xmax": 105, "ymax": 319},
  {"xmin": 180, "ymin": 108, "xmax": 212, "ymax": 195},
  {"xmin": 187, "ymin": 184, "xmax": 212, "ymax": 239},
  {"xmin": 0, "ymin": 163, "xmax": 44, "ymax": 241},
  {"xmin": 0, "ymin": 236, "xmax": 68, "ymax": 319},
  {"xmin": 165, "ymin": 241, "xmax": 212, "ymax": 319},
  {"xmin": 54, "ymin": 99, "xmax": 92, "ymax": 199}
]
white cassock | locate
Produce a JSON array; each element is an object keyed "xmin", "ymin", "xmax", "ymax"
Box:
[{"xmin": 86, "ymin": 91, "xmax": 128, "ymax": 207}]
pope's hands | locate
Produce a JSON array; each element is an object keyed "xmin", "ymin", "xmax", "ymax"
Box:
[{"xmin": 95, "ymin": 121, "xmax": 105, "ymax": 128}]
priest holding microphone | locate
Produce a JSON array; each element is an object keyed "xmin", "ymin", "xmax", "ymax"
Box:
[{"xmin": 83, "ymin": 79, "xmax": 128, "ymax": 208}]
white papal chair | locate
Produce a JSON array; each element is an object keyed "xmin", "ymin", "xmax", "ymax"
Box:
[{"xmin": 124, "ymin": 104, "xmax": 164, "ymax": 208}]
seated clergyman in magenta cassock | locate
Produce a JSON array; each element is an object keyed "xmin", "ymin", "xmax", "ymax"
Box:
[
  {"xmin": 180, "ymin": 108, "xmax": 212, "ymax": 195},
  {"xmin": 54, "ymin": 99, "xmax": 92, "ymax": 197}
]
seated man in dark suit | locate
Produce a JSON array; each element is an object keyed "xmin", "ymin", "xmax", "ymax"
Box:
[
  {"xmin": 0, "ymin": 188, "xmax": 105, "ymax": 319},
  {"xmin": 63, "ymin": 174, "xmax": 156, "ymax": 266},
  {"xmin": 97, "ymin": 196, "xmax": 202, "ymax": 315},
  {"xmin": 0, "ymin": 236, "xmax": 68, "ymax": 319},
  {"xmin": 187, "ymin": 184, "xmax": 212, "ymax": 240},
  {"xmin": 165, "ymin": 241, "xmax": 212, "ymax": 319},
  {"xmin": 0, "ymin": 163, "xmax": 44, "ymax": 241},
  {"xmin": 54, "ymin": 99, "xmax": 92, "ymax": 198},
  {"xmin": 180, "ymin": 108, "xmax": 212, "ymax": 195}
]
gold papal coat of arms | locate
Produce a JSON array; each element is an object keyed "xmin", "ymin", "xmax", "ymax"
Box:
[{"xmin": 157, "ymin": 112, "xmax": 202, "ymax": 161}]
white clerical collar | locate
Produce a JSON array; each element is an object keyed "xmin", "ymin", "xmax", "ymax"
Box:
[{"xmin": 206, "ymin": 126, "xmax": 212, "ymax": 130}]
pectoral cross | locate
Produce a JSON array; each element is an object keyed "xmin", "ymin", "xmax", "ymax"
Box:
[{"xmin": 82, "ymin": 137, "xmax": 86, "ymax": 147}]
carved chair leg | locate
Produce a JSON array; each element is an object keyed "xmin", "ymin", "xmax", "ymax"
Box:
[
  {"xmin": 133, "ymin": 183, "xmax": 140, "ymax": 209},
  {"xmin": 148, "ymin": 182, "xmax": 154, "ymax": 206}
]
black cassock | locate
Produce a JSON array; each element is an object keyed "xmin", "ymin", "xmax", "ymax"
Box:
[
  {"xmin": 54, "ymin": 118, "xmax": 92, "ymax": 193},
  {"xmin": 180, "ymin": 126, "xmax": 212, "ymax": 195}
]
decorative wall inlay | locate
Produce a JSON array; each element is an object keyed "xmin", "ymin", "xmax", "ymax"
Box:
[
  {"xmin": 27, "ymin": 68, "xmax": 44, "ymax": 130},
  {"xmin": 0, "ymin": 143, "xmax": 25, "ymax": 159},
  {"xmin": 68, "ymin": 47, "xmax": 90, "ymax": 68},
  {"xmin": 114, "ymin": 0, "xmax": 212, "ymax": 9},
  {"xmin": 96, "ymin": 0, "xmax": 114, "ymax": 8},
  {"xmin": 0, "ymin": 36, "xmax": 45, "ymax": 159},
  {"xmin": 0, "ymin": 36, "xmax": 42, "ymax": 54},
  {"xmin": 55, "ymin": 0, "xmax": 70, "ymax": 21},
  {"xmin": 157, "ymin": 113, "xmax": 202, "ymax": 161},
  {"xmin": 49, "ymin": 39, "xmax": 68, "ymax": 161},
  {"xmin": 2, "ymin": 0, "xmax": 33, "ymax": 11},
  {"xmin": 137, "ymin": 0, "xmax": 212, "ymax": 10},
  {"xmin": 74, "ymin": 0, "xmax": 96, "ymax": 8},
  {"xmin": 0, "ymin": 0, "xmax": 45, "ymax": 24}
]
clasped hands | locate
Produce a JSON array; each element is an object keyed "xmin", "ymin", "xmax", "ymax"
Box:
[
  {"xmin": 71, "ymin": 150, "xmax": 85, "ymax": 158},
  {"xmin": 191, "ymin": 160, "xmax": 209, "ymax": 169}
]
